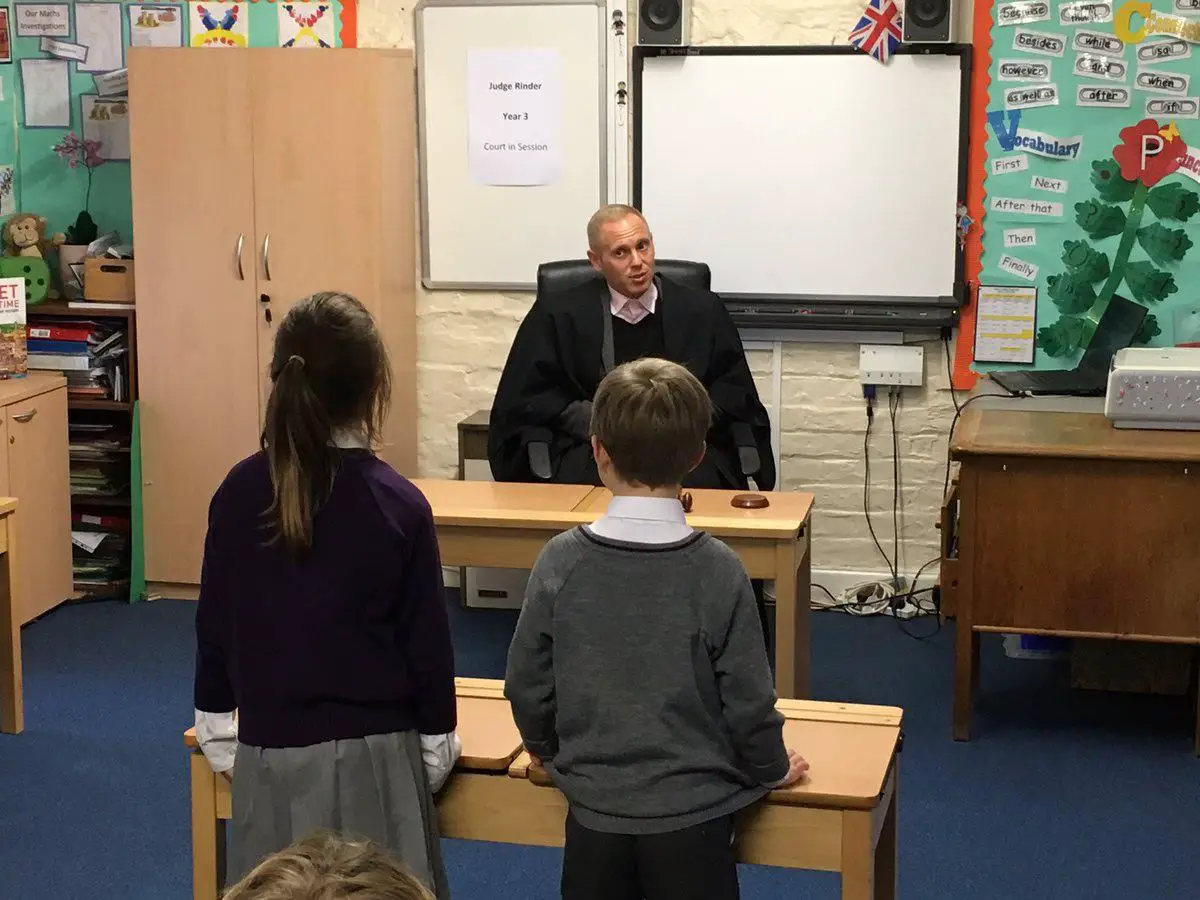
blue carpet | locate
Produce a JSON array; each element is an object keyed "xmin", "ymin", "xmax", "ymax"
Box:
[{"xmin": 1, "ymin": 596, "xmax": 1198, "ymax": 899}]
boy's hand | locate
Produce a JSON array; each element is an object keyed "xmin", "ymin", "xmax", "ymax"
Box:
[{"xmin": 778, "ymin": 749, "xmax": 809, "ymax": 787}]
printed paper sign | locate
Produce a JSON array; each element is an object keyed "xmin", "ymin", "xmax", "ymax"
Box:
[
  {"xmin": 991, "ymin": 196, "xmax": 1065, "ymax": 216},
  {"xmin": 991, "ymin": 153, "xmax": 1031, "ymax": 175},
  {"xmin": 39, "ymin": 37, "xmax": 87, "ymax": 63},
  {"xmin": 1031, "ymin": 174, "xmax": 1068, "ymax": 192},
  {"xmin": 1138, "ymin": 38, "xmax": 1192, "ymax": 62},
  {"xmin": 1059, "ymin": 0, "xmax": 1113, "ymax": 24},
  {"xmin": 1004, "ymin": 228, "xmax": 1038, "ymax": 247},
  {"xmin": 998, "ymin": 254, "xmax": 1040, "ymax": 280},
  {"xmin": 1005, "ymin": 83, "xmax": 1060, "ymax": 109},
  {"xmin": 1078, "ymin": 84, "xmax": 1133, "ymax": 107},
  {"xmin": 988, "ymin": 110, "xmax": 1084, "ymax": 158},
  {"xmin": 974, "ymin": 285, "xmax": 1038, "ymax": 365},
  {"xmin": 1013, "ymin": 28, "xmax": 1067, "ymax": 55},
  {"xmin": 998, "ymin": 58, "xmax": 1052, "ymax": 81},
  {"xmin": 1136, "ymin": 69, "xmax": 1191, "ymax": 95},
  {"xmin": 1073, "ymin": 30, "xmax": 1125, "ymax": 56},
  {"xmin": 1146, "ymin": 96, "xmax": 1200, "ymax": 118},
  {"xmin": 1074, "ymin": 53, "xmax": 1127, "ymax": 80},
  {"xmin": 467, "ymin": 48, "xmax": 564, "ymax": 187},
  {"xmin": 14, "ymin": 3, "xmax": 69, "ymax": 37},
  {"xmin": 996, "ymin": 0, "xmax": 1051, "ymax": 24}
]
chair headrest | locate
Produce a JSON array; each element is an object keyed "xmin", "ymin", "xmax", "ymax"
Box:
[{"xmin": 536, "ymin": 259, "xmax": 712, "ymax": 296}]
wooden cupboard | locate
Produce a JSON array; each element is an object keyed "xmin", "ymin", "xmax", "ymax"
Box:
[
  {"xmin": 128, "ymin": 49, "xmax": 418, "ymax": 592},
  {"xmin": 0, "ymin": 374, "xmax": 72, "ymax": 624}
]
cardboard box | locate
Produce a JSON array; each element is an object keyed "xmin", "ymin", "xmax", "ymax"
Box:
[
  {"xmin": 1071, "ymin": 639, "xmax": 1194, "ymax": 696},
  {"xmin": 84, "ymin": 257, "xmax": 135, "ymax": 304}
]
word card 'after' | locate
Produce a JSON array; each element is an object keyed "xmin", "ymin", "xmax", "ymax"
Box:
[{"xmin": 1077, "ymin": 84, "xmax": 1132, "ymax": 107}]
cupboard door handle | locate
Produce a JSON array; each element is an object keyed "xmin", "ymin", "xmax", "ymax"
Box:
[
  {"xmin": 13, "ymin": 408, "xmax": 36, "ymax": 423},
  {"xmin": 235, "ymin": 232, "xmax": 245, "ymax": 280},
  {"xmin": 262, "ymin": 233, "xmax": 272, "ymax": 281}
]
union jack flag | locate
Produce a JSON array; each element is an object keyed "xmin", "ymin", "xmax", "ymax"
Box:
[{"xmin": 849, "ymin": 0, "xmax": 903, "ymax": 65}]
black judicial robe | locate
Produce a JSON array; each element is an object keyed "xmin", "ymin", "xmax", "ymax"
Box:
[{"xmin": 488, "ymin": 275, "xmax": 776, "ymax": 491}]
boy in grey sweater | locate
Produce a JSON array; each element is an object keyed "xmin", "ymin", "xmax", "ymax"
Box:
[{"xmin": 505, "ymin": 357, "xmax": 808, "ymax": 900}]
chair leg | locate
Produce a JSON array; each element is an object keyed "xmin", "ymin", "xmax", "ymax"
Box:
[{"xmin": 752, "ymin": 579, "xmax": 772, "ymax": 661}]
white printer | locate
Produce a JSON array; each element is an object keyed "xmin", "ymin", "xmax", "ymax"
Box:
[{"xmin": 1105, "ymin": 346, "xmax": 1200, "ymax": 430}]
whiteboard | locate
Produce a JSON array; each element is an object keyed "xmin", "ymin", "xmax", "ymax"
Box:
[
  {"xmin": 415, "ymin": 0, "xmax": 609, "ymax": 290},
  {"xmin": 635, "ymin": 48, "xmax": 969, "ymax": 302}
]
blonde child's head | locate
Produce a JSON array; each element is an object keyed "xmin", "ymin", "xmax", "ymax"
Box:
[
  {"xmin": 590, "ymin": 357, "xmax": 711, "ymax": 491},
  {"xmin": 222, "ymin": 832, "xmax": 433, "ymax": 900}
]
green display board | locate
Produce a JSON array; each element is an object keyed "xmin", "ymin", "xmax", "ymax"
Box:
[
  {"xmin": 0, "ymin": 1, "xmax": 345, "ymax": 249},
  {"xmin": 977, "ymin": 0, "xmax": 1200, "ymax": 370}
]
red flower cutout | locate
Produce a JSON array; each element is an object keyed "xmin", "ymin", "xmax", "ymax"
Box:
[{"xmin": 1113, "ymin": 119, "xmax": 1187, "ymax": 187}]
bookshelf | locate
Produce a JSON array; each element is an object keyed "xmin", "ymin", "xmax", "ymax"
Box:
[{"xmin": 26, "ymin": 300, "xmax": 138, "ymax": 602}]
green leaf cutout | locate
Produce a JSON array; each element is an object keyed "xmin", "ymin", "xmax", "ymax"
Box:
[
  {"xmin": 1037, "ymin": 315, "xmax": 1090, "ymax": 358},
  {"xmin": 1123, "ymin": 260, "xmax": 1178, "ymax": 303},
  {"xmin": 1046, "ymin": 273, "xmax": 1097, "ymax": 314},
  {"xmin": 1090, "ymin": 158, "xmax": 1138, "ymax": 203},
  {"xmin": 1133, "ymin": 313, "xmax": 1161, "ymax": 346},
  {"xmin": 1145, "ymin": 181, "xmax": 1200, "ymax": 222},
  {"xmin": 1060, "ymin": 240, "xmax": 1111, "ymax": 283},
  {"xmin": 1137, "ymin": 223, "xmax": 1193, "ymax": 266},
  {"xmin": 1075, "ymin": 199, "xmax": 1126, "ymax": 239}
]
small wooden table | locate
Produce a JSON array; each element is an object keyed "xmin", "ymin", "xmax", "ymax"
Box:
[
  {"xmin": 0, "ymin": 497, "xmax": 19, "ymax": 734},
  {"xmin": 184, "ymin": 679, "xmax": 901, "ymax": 900},
  {"xmin": 948, "ymin": 406, "xmax": 1200, "ymax": 751},
  {"xmin": 413, "ymin": 479, "xmax": 815, "ymax": 699}
]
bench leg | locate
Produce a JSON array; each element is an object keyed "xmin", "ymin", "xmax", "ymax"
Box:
[
  {"xmin": 840, "ymin": 766, "xmax": 898, "ymax": 900},
  {"xmin": 190, "ymin": 751, "xmax": 222, "ymax": 900},
  {"xmin": 0, "ymin": 516, "xmax": 24, "ymax": 735},
  {"xmin": 874, "ymin": 771, "xmax": 898, "ymax": 900}
]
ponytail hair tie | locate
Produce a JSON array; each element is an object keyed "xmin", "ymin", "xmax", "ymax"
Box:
[{"xmin": 288, "ymin": 354, "xmax": 306, "ymax": 369}]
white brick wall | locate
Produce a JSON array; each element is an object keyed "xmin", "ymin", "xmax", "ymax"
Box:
[{"xmin": 359, "ymin": 0, "xmax": 968, "ymax": 577}]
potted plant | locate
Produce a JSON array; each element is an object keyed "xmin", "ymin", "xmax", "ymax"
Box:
[{"xmin": 50, "ymin": 132, "xmax": 105, "ymax": 298}]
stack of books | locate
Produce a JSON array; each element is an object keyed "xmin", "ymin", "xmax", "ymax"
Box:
[
  {"xmin": 71, "ymin": 511, "xmax": 131, "ymax": 596},
  {"xmin": 68, "ymin": 420, "xmax": 132, "ymax": 594},
  {"xmin": 25, "ymin": 318, "xmax": 129, "ymax": 402}
]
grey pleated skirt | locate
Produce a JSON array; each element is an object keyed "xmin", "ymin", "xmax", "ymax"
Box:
[{"xmin": 228, "ymin": 730, "xmax": 449, "ymax": 899}]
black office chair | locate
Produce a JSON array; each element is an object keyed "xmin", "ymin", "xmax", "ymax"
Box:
[{"xmin": 526, "ymin": 258, "xmax": 761, "ymax": 484}]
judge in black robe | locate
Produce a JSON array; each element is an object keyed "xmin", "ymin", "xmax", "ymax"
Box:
[{"xmin": 487, "ymin": 228, "xmax": 774, "ymax": 491}]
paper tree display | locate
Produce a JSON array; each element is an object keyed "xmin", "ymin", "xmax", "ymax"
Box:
[{"xmin": 1039, "ymin": 118, "xmax": 1197, "ymax": 358}]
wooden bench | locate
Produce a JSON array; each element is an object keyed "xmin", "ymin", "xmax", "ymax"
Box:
[{"xmin": 185, "ymin": 679, "xmax": 901, "ymax": 900}]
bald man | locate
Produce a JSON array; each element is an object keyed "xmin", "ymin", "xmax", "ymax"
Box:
[{"xmin": 488, "ymin": 204, "xmax": 774, "ymax": 492}]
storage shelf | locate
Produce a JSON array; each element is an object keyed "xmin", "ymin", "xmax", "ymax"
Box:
[
  {"xmin": 71, "ymin": 494, "xmax": 131, "ymax": 507},
  {"xmin": 69, "ymin": 399, "xmax": 133, "ymax": 412},
  {"xmin": 30, "ymin": 300, "xmax": 135, "ymax": 320}
]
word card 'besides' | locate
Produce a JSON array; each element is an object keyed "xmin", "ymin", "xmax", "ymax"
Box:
[
  {"xmin": 998, "ymin": 254, "xmax": 1040, "ymax": 280},
  {"xmin": 998, "ymin": 58, "xmax": 1052, "ymax": 81},
  {"xmin": 1146, "ymin": 96, "xmax": 1200, "ymax": 119},
  {"xmin": 996, "ymin": 0, "xmax": 1051, "ymax": 25},
  {"xmin": 1013, "ymin": 28, "xmax": 1067, "ymax": 56},
  {"xmin": 1005, "ymin": 83, "xmax": 1059, "ymax": 109},
  {"xmin": 1078, "ymin": 84, "xmax": 1132, "ymax": 107},
  {"xmin": 1004, "ymin": 228, "xmax": 1038, "ymax": 248},
  {"xmin": 992, "ymin": 153, "xmax": 1031, "ymax": 175},
  {"xmin": 1073, "ymin": 30, "xmax": 1124, "ymax": 57}
]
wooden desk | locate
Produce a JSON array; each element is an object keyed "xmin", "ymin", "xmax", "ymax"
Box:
[
  {"xmin": 949, "ymin": 406, "xmax": 1200, "ymax": 751},
  {"xmin": 413, "ymin": 479, "xmax": 814, "ymax": 699},
  {"xmin": 184, "ymin": 679, "xmax": 902, "ymax": 900},
  {"xmin": 0, "ymin": 497, "xmax": 20, "ymax": 734}
]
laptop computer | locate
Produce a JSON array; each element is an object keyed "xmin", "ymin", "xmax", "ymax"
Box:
[{"xmin": 988, "ymin": 294, "xmax": 1148, "ymax": 397}]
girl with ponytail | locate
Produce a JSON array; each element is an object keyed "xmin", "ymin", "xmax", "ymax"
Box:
[{"xmin": 193, "ymin": 292, "xmax": 457, "ymax": 898}]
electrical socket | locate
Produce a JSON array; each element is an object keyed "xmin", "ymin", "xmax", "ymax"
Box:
[{"xmin": 859, "ymin": 345, "xmax": 924, "ymax": 387}]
